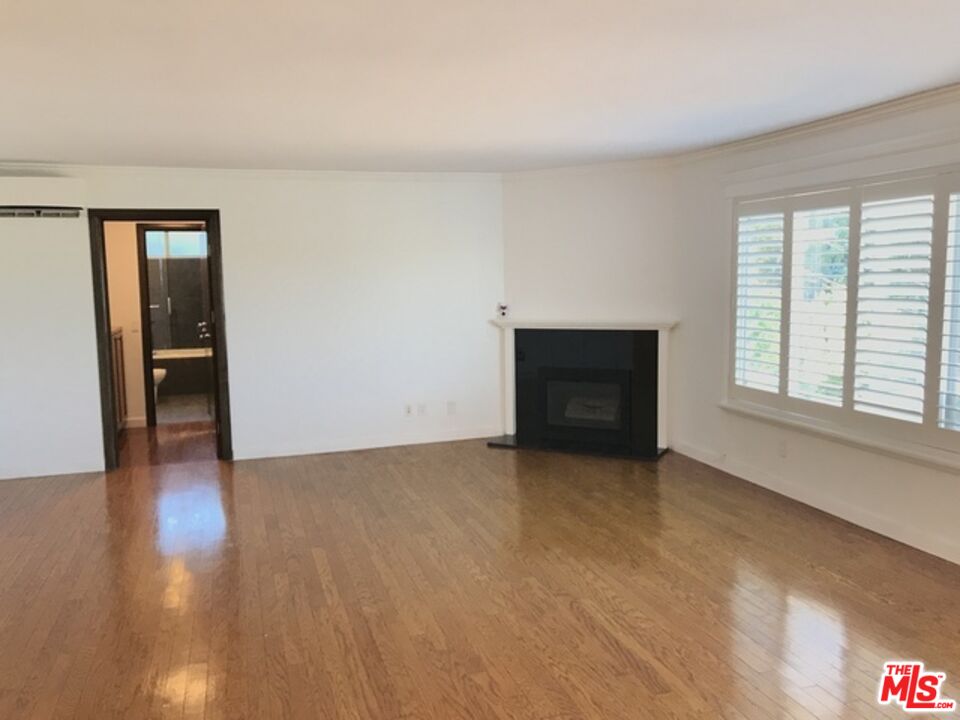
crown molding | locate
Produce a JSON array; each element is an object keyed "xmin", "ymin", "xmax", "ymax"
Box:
[
  {"xmin": 670, "ymin": 82, "xmax": 960, "ymax": 166},
  {"xmin": 0, "ymin": 161, "xmax": 501, "ymax": 184}
]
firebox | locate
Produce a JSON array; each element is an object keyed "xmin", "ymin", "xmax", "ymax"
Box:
[
  {"xmin": 541, "ymin": 367, "xmax": 631, "ymax": 446},
  {"xmin": 499, "ymin": 328, "xmax": 662, "ymax": 458}
]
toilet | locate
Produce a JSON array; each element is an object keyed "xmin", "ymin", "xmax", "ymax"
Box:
[{"xmin": 152, "ymin": 367, "xmax": 167, "ymax": 408}]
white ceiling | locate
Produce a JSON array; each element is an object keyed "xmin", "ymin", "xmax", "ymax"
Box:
[{"xmin": 3, "ymin": 0, "xmax": 960, "ymax": 171}]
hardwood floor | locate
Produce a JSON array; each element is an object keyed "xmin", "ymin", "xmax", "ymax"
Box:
[
  {"xmin": 119, "ymin": 422, "xmax": 217, "ymax": 467},
  {"xmin": 0, "ymin": 440, "xmax": 957, "ymax": 719}
]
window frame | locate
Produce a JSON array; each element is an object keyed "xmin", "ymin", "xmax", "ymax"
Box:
[{"xmin": 726, "ymin": 168, "xmax": 960, "ymax": 462}]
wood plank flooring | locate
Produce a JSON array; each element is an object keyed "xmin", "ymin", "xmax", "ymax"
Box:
[
  {"xmin": 119, "ymin": 422, "xmax": 218, "ymax": 467},
  {"xmin": 0, "ymin": 439, "xmax": 957, "ymax": 719}
]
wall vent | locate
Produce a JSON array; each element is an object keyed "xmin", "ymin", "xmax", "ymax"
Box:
[{"xmin": 0, "ymin": 206, "xmax": 82, "ymax": 218}]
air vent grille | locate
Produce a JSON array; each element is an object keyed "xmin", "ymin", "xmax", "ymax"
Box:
[{"xmin": 0, "ymin": 206, "xmax": 82, "ymax": 218}]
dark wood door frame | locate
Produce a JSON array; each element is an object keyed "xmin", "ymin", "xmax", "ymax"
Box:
[
  {"xmin": 88, "ymin": 209, "xmax": 233, "ymax": 469},
  {"xmin": 135, "ymin": 224, "xmax": 157, "ymax": 427}
]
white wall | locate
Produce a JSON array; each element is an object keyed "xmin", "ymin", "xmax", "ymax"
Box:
[
  {"xmin": 0, "ymin": 167, "xmax": 504, "ymax": 474},
  {"xmin": 0, "ymin": 217, "xmax": 104, "ymax": 480},
  {"xmin": 503, "ymin": 161, "xmax": 677, "ymax": 321},
  {"xmin": 104, "ymin": 222, "xmax": 147, "ymax": 427}
]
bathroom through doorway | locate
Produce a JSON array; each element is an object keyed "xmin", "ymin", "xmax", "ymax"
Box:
[{"xmin": 89, "ymin": 210, "xmax": 232, "ymax": 469}]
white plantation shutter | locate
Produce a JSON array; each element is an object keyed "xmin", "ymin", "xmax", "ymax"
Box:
[
  {"xmin": 853, "ymin": 194, "xmax": 934, "ymax": 423},
  {"xmin": 788, "ymin": 207, "xmax": 850, "ymax": 406},
  {"xmin": 730, "ymin": 175, "xmax": 960, "ymax": 460},
  {"xmin": 734, "ymin": 213, "xmax": 784, "ymax": 392},
  {"xmin": 939, "ymin": 194, "xmax": 960, "ymax": 430}
]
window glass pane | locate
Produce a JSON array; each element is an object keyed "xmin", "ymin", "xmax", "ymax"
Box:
[
  {"xmin": 788, "ymin": 207, "xmax": 849, "ymax": 406},
  {"xmin": 939, "ymin": 194, "xmax": 960, "ymax": 431},
  {"xmin": 145, "ymin": 231, "xmax": 166, "ymax": 259},
  {"xmin": 854, "ymin": 195, "xmax": 933, "ymax": 423},
  {"xmin": 166, "ymin": 231, "xmax": 208, "ymax": 258},
  {"xmin": 734, "ymin": 213, "xmax": 784, "ymax": 393}
]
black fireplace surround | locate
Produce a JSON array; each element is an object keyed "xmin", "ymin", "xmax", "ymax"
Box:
[{"xmin": 490, "ymin": 329, "xmax": 663, "ymax": 459}]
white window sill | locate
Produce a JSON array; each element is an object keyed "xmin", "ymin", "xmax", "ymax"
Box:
[{"xmin": 720, "ymin": 398, "xmax": 960, "ymax": 474}]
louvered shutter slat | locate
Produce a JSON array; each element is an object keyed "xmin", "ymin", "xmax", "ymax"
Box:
[
  {"xmin": 734, "ymin": 213, "xmax": 783, "ymax": 392},
  {"xmin": 939, "ymin": 195, "xmax": 960, "ymax": 430},
  {"xmin": 853, "ymin": 195, "xmax": 934, "ymax": 423},
  {"xmin": 787, "ymin": 206, "xmax": 850, "ymax": 406}
]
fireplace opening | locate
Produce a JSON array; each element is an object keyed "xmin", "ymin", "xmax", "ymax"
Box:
[
  {"xmin": 536, "ymin": 366, "xmax": 632, "ymax": 448},
  {"xmin": 546, "ymin": 380, "xmax": 623, "ymax": 430}
]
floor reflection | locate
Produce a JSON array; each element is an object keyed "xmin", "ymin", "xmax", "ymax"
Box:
[
  {"xmin": 101, "ymin": 457, "xmax": 239, "ymax": 716},
  {"xmin": 783, "ymin": 594, "xmax": 846, "ymax": 712},
  {"xmin": 158, "ymin": 662, "xmax": 214, "ymax": 716},
  {"xmin": 157, "ymin": 483, "xmax": 227, "ymax": 556},
  {"xmin": 512, "ymin": 450, "xmax": 663, "ymax": 562},
  {"xmin": 161, "ymin": 557, "xmax": 194, "ymax": 611}
]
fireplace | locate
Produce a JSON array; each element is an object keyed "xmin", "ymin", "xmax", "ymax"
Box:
[
  {"xmin": 542, "ymin": 367, "xmax": 631, "ymax": 442},
  {"xmin": 491, "ymin": 328, "xmax": 663, "ymax": 458}
]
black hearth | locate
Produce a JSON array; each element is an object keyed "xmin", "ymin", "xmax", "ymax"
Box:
[{"xmin": 489, "ymin": 329, "xmax": 664, "ymax": 458}]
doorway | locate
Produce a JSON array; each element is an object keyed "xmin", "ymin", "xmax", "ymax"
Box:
[
  {"xmin": 138, "ymin": 224, "xmax": 216, "ymax": 427},
  {"xmin": 89, "ymin": 209, "xmax": 232, "ymax": 469}
]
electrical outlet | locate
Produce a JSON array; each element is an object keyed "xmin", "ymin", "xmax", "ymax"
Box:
[
  {"xmin": 417, "ymin": 403, "xmax": 427, "ymax": 416},
  {"xmin": 404, "ymin": 404, "xmax": 413, "ymax": 417},
  {"xmin": 446, "ymin": 401, "xmax": 457, "ymax": 416}
]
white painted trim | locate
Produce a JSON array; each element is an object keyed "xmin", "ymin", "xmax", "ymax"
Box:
[
  {"xmin": 724, "ymin": 140, "xmax": 960, "ymax": 199},
  {"xmin": 720, "ymin": 399, "xmax": 960, "ymax": 474},
  {"xmin": 490, "ymin": 319, "xmax": 677, "ymax": 330},
  {"xmin": 672, "ymin": 440, "xmax": 960, "ymax": 567},
  {"xmin": 0, "ymin": 161, "xmax": 500, "ymax": 184},
  {"xmin": 502, "ymin": 328, "xmax": 516, "ymax": 436},
  {"xmin": 0, "ymin": 464, "xmax": 103, "ymax": 482},
  {"xmin": 677, "ymin": 82, "xmax": 960, "ymax": 165},
  {"xmin": 657, "ymin": 330, "xmax": 669, "ymax": 449},
  {"xmin": 233, "ymin": 426, "xmax": 503, "ymax": 462}
]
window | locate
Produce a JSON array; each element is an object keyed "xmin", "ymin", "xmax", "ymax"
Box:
[
  {"xmin": 853, "ymin": 195, "xmax": 933, "ymax": 423},
  {"xmin": 941, "ymin": 193, "xmax": 960, "ymax": 431},
  {"xmin": 145, "ymin": 230, "xmax": 166, "ymax": 258},
  {"xmin": 145, "ymin": 230, "xmax": 208, "ymax": 259},
  {"xmin": 788, "ymin": 207, "xmax": 849, "ymax": 406},
  {"xmin": 734, "ymin": 213, "xmax": 784, "ymax": 393},
  {"xmin": 167, "ymin": 231, "xmax": 208, "ymax": 258},
  {"xmin": 730, "ymin": 173, "xmax": 960, "ymax": 457}
]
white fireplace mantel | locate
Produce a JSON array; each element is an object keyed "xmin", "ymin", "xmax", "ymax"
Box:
[
  {"xmin": 491, "ymin": 318, "xmax": 677, "ymax": 448},
  {"xmin": 491, "ymin": 318, "xmax": 677, "ymax": 331}
]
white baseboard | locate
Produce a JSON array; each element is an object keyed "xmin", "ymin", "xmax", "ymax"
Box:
[
  {"xmin": 0, "ymin": 459, "xmax": 104, "ymax": 482},
  {"xmin": 233, "ymin": 426, "xmax": 503, "ymax": 463},
  {"xmin": 673, "ymin": 441, "xmax": 960, "ymax": 567}
]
